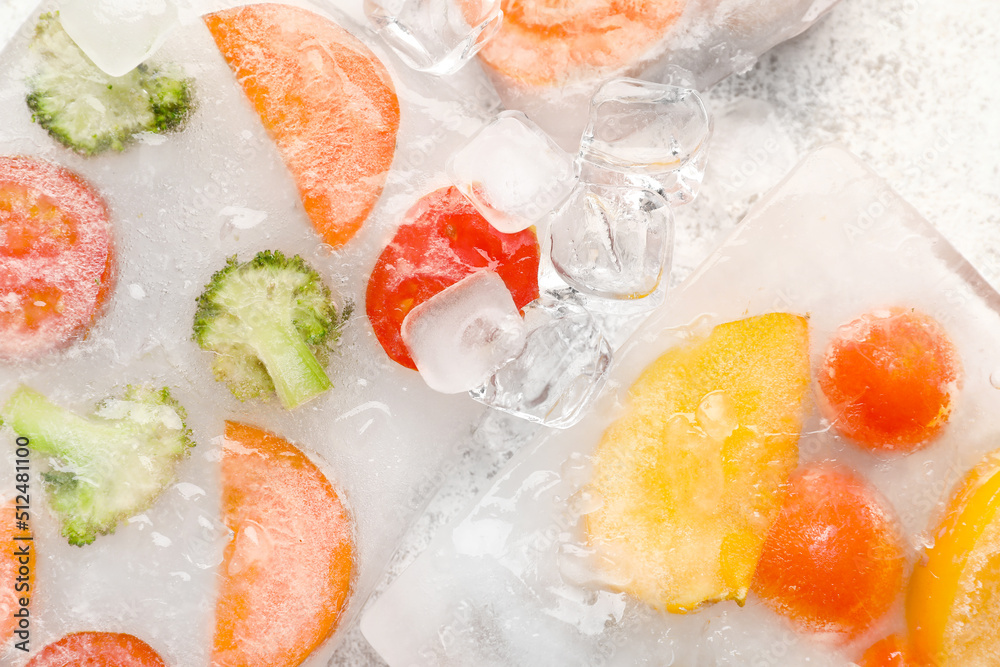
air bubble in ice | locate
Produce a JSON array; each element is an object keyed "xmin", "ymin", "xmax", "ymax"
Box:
[
  {"xmin": 59, "ymin": 0, "xmax": 180, "ymax": 77},
  {"xmin": 180, "ymin": 514, "xmax": 230, "ymax": 570},
  {"xmin": 696, "ymin": 391, "xmax": 737, "ymax": 441},
  {"xmin": 547, "ymin": 183, "xmax": 673, "ymax": 308},
  {"xmin": 401, "ymin": 270, "xmax": 527, "ymax": 394},
  {"xmin": 448, "ymin": 110, "xmax": 580, "ymax": 233},
  {"xmin": 471, "ymin": 297, "xmax": 613, "ymax": 428},
  {"xmin": 365, "ymin": 0, "xmax": 501, "ymax": 75},
  {"xmin": 579, "ymin": 78, "xmax": 711, "ymax": 205}
]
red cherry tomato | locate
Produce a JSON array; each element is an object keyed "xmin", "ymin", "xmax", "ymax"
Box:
[
  {"xmin": 751, "ymin": 464, "xmax": 906, "ymax": 643},
  {"xmin": 0, "ymin": 156, "xmax": 114, "ymax": 359},
  {"xmin": 366, "ymin": 186, "xmax": 540, "ymax": 369},
  {"xmin": 818, "ymin": 308, "xmax": 961, "ymax": 453},
  {"xmin": 857, "ymin": 634, "xmax": 922, "ymax": 667},
  {"xmin": 27, "ymin": 632, "xmax": 166, "ymax": 667}
]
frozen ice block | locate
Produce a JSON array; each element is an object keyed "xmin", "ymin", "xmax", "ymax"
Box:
[
  {"xmin": 364, "ymin": 0, "xmax": 501, "ymax": 75},
  {"xmin": 470, "ymin": 297, "xmax": 612, "ymax": 428},
  {"xmin": 402, "ymin": 270, "xmax": 527, "ymax": 394},
  {"xmin": 467, "ymin": 0, "xmax": 841, "ymax": 148},
  {"xmin": 59, "ymin": 0, "xmax": 179, "ymax": 77},
  {"xmin": 547, "ymin": 183, "xmax": 673, "ymax": 308},
  {"xmin": 447, "ymin": 110, "xmax": 580, "ymax": 233},
  {"xmin": 362, "ymin": 146, "xmax": 1000, "ymax": 665},
  {"xmin": 579, "ymin": 78, "xmax": 712, "ymax": 205}
]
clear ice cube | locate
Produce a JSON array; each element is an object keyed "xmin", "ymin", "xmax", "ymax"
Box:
[
  {"xmin": 59, "ymin": 0, "xmax": 179, "ymax": 77},
  {"xmin": 401, "ymin": 270, "xmax": 527, "ymax": 394},
  {"xmin": 579, "ymin": 78, "xmax": 712, "ymax": 206},
  {"xmin": 364, "ymin": 0, "xmax": 501, "ymax": 75},
  {"xmin": 546, "ymin": 183, "xmax": 673, "ymax": 309},
  {"xmin": 470, "ymin": 297, "xmax": 612, "ymax": 428},
  {"xmin": 448, "ymin": 110, "xmax": 580, "ymax": 234}
]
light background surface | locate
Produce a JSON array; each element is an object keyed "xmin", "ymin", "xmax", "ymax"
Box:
[{"xmin": 1, "ymin": 0, "xmax": 998, "ymax": 664}]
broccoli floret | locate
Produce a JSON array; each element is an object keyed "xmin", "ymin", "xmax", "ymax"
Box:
[
  {"xmin": 1, "ymin": 384, "xmax": 194, "ymax": 546},
  {"xmin": 25, "ymin": 13, "xmax": 192, "ymax": 155},
  {"xmin": 193, "ymin": 250, "xmax": 347, "ymax": 409}
]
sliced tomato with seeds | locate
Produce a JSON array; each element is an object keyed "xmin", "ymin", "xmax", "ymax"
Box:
[
  {"xmin": 26, "ymin": 632, "xmax": 166, "ymax": 667},
  {"xmin": 0, "ymin": 156, "xmax": 113, "ymax": 360},
  {"xmin": 366, "ymin": 186, "xmax": 541, "ymax": 370}
]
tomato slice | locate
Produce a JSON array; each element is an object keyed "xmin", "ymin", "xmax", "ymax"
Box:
[
  {"xmin": 366, "ymin": 186, "xmax": 541, "ymax": 370},
  {"xmin": 214, "ymin": 422, "xmax": 355, "ymax": 667},
  {"xmin": 0, "ymin": 156, "xmax": 113, "ymax": 360},
  {"xmin": 205, "ymin": 4, "xmax": 400, "ymax": 248},
  {"xmin": 460, "ymin": 0, "xmax": 685, "ymax": 86},
  {"xmin": 26, "ymin": 632, "xmax": 166, "ymax": 667}
]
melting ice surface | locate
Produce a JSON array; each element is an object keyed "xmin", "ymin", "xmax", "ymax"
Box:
[
  {"xmin": 364, "ymin": 0, "xmax": 501, "ymax": 74},
  {"xmin": 362, "ymin": 146, "xmax": 1000, "ymax": 666},
  {"xmin": 579, "ymin": 79, "xmax": 712, "ymax": 206},
  {"xmin": 59, "ymin": 0, "xmax": 179, "ymax": 77},
  {"xmin": 448, "ymin": 110, "xmax": 579, "ymax": 234},
  {"xmin": 547, "ymin": 183, "xmax": 674, "ymax": 307},
  {"xmin": 471, "ymin": 297, "xmax": 613, "ymax": 429},
  {"xmin": 402, "ymin": 270, "xmax": 526, "ymax": 394}
]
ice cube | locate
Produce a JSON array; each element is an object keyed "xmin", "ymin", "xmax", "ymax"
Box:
[
  {"xmin": 471, "ymin": 297, "xmax": 612, "ymax": 428},
  {"xmin": 365, "ymin": 0, "xmax": 501, "ymax": 75},
  {"xmin": 579, "ymin": 78, "xmax": 712, "ymax": 206},
  {"xmin": 59, "ymin": 0, "xmax": 179, "ymax": 77},
  {"xmin": 448, "ymin": 110, "xmax": 580, "ymax": 234},
  {"xmin": 547, "ymin": 183, "xmax": 673, "ymax": 309},
  {"xmin": 401, "ymin": 270, "xmax": 527, "ymax": 394}
]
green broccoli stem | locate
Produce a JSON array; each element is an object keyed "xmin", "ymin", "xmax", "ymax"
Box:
[
  {"xmin": 247, "ymin": 315, "xmax": 332, "ymax": 409},
  {"xmin": 3, "ymin": 386, "xmax": 114, "ymax": 467}
]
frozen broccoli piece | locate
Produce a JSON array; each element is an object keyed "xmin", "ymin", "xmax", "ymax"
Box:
[
  {"xmin": 193, "ymin": 250, "xmax": 347, "ymax": 409},
  {"xmin": 1, "ymin": 384, "xmax": 195, "ymax": 546},
  {"xmin": 25, "ymin": 13, "xmax": 192, "ymax": 155}
]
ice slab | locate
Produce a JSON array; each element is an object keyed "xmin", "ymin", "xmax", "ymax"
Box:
[
  {"xmin": 364, "ymin": 0, "xmax": 501, "ymax": 75},
  {"xmin": 472, "ymin": 0, "xmax": 841, "ymax": 149},
  {"xmin": 546, "ymin": 183, "xmax": 673, "ymax": 308},
  {"xmin": 59, "ymin": 0, "xmax": 180, "ymax": 77},
  {"xmin": 402, "ymin": 270, "xmax": 526, "ymax": 394},
  {"xmin": 579, "ymin": 79, "xmax": 712, "ymax": 206},
  {"xmin": 0, "ymin": 1, "xmax": 502, "ymax": 664},
  {"xmin": 362, "ymin": 146, "xmax": 1000, "ymax": 665},
  {"xmin": 470, "ymin": 296, "xmax": 612, "ymax": 428},
  {"xmin": 447, "ymin": 110, "xmax": 579, "ymax": 234}
]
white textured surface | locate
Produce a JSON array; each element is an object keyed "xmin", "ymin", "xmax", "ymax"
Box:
[{"xmin": 2, "ymin": 0, "xmax": 999, "ymax": 665}]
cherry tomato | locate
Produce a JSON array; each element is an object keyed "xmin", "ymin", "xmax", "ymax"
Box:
[
  {"xmin": 751, "ymin": 464, "xmax": 906, "ymax": 643},
  {"xmin": 0, "ymin": 156, "xmax": 114, "ymax": 360},
  {"xmin": 857, "ymin": 634, "xmax": 922, "ymax": 667},
  {"xmin": 366, "ymin": 186, "xmax": 540, "ymax": 369},
  {"xmin": 818, "ymin": 308, "xmax": 961, "ymax": 453},
  {"xmin": 27, "ymin": 632, "xmax": 166, "ymax": 667}
]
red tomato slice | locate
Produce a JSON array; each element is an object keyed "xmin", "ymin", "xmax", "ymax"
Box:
[
  {"xmin": 205, "ymin": 4, "xmax": 400, "ymax": 248},
  {"xmin": 0, "ymin": 156, "xmax": 113, "ymax": 360},
  {"xmin": 26, "ymin": 632, "xmax": 166, "ymax": 667},
  {"xmin": 366, "ymin": 186, "xmax": 541, "ymax": 370},
  {"xmin": 214, "ymin": 422, "xmax": 355, "ymax": 667}
]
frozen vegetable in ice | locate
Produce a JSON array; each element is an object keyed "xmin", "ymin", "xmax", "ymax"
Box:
[
  {"xmin": 908, "ymin": 448, "xmax": 1000, "ymax": 666},
  {"xmin": 751, "ymin": 464, "xmax": 905, "ymax": 643},
  {"xmin": 856, "ymin": 635, "xmax": 920, "ymax": 667},
  {"xmin": 0, "ymin": 156, "xmax": 113, "ymax": 360},
  {"xmin": 205, "ymin": 3, "xmax": 400, "ymax": 248},
  {"xmin": 27, "ymin": 631, "xmax": 167, "ymax": 666},
  {"xmin": 366, "ymin": 186, "xmax": 540, "ymax": 370},
  {"xmin": 818, "ymin": 308, "xmax": 962, "ymax": 453},
  {"xmin": 0, "ymin": 384, "xmax": 194, "ymax": 546},
  {"xmin": 26, "ymin": 13, "xmax": 191, "ymax": 156},
  {"xmin": 193, "ymin": 250, "xmax": 346, "ymax": 410},
  {"xmin": 462, "ymin": 0, "xmax": 685, "ymax": 86},
  {"xmin": 586, "ymin": 313, "xmax": 810, "ymax": 611},
  {"xmin": 214, "ymin": 422, "xmax": 354, "ymax": 667}
]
